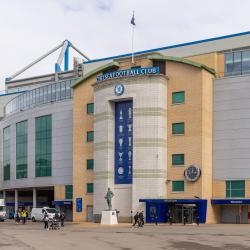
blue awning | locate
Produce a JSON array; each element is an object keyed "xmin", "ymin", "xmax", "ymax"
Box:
[
  {"xmin": 52, "ymin": 200, "xmax": 72, "ymax": 206},
  {"xmin": 211, "ymin": 199, "xmax": 250, "ymax": 205},
  {"xmin": 139, "ymin": 199, "xmax": 207, "ymax": 204}
]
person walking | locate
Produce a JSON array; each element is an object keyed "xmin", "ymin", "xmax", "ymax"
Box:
[
  {"xmin": 166, "ymin": 210, "xmax": 172, "ymax": 225},
  {"xmin": 132, "ymin": 212, "xmax": 139, "ymax": 227},
  {"xmin": 138, "ymin": 211, "xmax": 144, "ymax": 227},
  {"xmin": 44, "ymin": 212, "xmax": 49, "ymax": 230},
  {"xmin": 15, "ymin": 210, "xmax": 20, "ymax": 224},
  {"xmin": 60, "ymin": 211, "xmax": 65, "ymax": 227}
]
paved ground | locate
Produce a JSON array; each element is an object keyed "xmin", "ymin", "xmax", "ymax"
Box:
[{"xmin": 0, "ymin": 221, "xmax": 250, "ymax": 250}]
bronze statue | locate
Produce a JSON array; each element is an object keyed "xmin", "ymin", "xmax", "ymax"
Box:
[{"xmin": 104, "ymin": 187, "xmax": 114, "ymax": 210}]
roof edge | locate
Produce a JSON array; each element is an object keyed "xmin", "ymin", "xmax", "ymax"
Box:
[
  {"xmin": 83, "ymin": 30, "xmax": 250, "ymax": 65},
  {"xmin": 147, "ymin": 54, "xmax": 215, "ymax": 75},
  {"xmin": 72, "ymin": 61, "xmax": 119, "ymax": 88}
]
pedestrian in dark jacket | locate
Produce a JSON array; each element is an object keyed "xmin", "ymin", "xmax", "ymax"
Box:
[
  {"xmin": 60, "ymin": 212, "xmax": 65, "ymax": 227},
  {"xmin": 132, "ymin": 212, "xmax": 139, "ymax": 227},
  {"xmin": 44, "ymin": 212, "xmax": 49, "ymax": 230},
  {"xmin": 138, "ymin": 211, "xmax": 144, "ymax": 227}
]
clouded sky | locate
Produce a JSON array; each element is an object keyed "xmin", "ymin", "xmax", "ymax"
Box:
[{"xmin": 1, "ymin": 0, "xmax": 250, "ymax": 88}]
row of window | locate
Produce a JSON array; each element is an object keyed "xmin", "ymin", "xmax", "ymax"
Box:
[
  {"xmin": 172, "ymin": 180, "xmax": 246, "ymax": 198},
  {"xmin": 65, "ymin": 183, "xmax": 93, "ymax": 200},
  {"xmin": 3, "ymin": 115, "xmax": 52, "ymax": 181},
  {"xmin": 225, "ymin": 50, "xmax": 250, "ymax": 76}
]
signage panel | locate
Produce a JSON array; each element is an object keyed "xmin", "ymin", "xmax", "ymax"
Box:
[
  {"xmin": 76, "ymin": 198, "xmax": 82, "ymax": 212},
  {"xmin": 97, "ymin": 66, "xmax": 160, "ymax": 82},
  {"xmin": 115, "ymin": 101, "xmax": 133, "ymax": 184}
]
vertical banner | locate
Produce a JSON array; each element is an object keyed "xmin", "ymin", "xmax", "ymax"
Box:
[
  {"xmin": 76, "ymin": 198, "xmax": 82, "ymax": 212},
  {"xmin": 115, "ymin": 101, "xmax": 133, "ymax": 184}
]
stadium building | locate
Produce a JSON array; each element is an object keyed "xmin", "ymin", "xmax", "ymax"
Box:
[{"xmin": 2, "ymin": 31, "xmax": 250, "ymax": 223}]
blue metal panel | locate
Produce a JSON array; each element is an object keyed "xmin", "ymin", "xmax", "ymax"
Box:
[
  {"xmin": 64, "ymin": 45, "xmax": 69, "ymax": 71},
  {"xmin": 52, "ymin": 200, "xmax": 72, "ymax": 206},
  {"xmin": 211, "ymin": 199, "xmax": 250, "ymax": 205},
  {"xmin": 76, "ymin": 198, "xmax": 82, "ymax": 212},
  {"xmin": 115, "ymin": 101, "xmax": 133, "ymax": 184},
  {"xmin": 55, "ymin": 63, "xmax": 61, "ymax": 73}
]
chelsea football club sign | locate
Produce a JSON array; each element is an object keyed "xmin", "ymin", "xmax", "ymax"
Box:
[{"xmin": 96, "ymin": 66, "xmax": 160, "ymax": 82}]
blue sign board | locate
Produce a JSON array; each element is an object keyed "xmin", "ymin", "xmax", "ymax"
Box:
[
  {"xmin": 115, "ymin": 101, "xmax": 133, "ymax": 184},
  {"xmin": 76, "ymin": 198, "xmax": 82, "ymax": 212},
  {"xmin": 96, "ymin": 66, "xmax": 160, "ymax": 82},
  {"xmin": 211, "ymin": 199, "xmax": 250, "ymax": 205}
]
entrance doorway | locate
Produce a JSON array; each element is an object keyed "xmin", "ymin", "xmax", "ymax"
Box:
[
  {"xmin": 87, "ymin": 206, "xmax": 93, "ymax": 222},
  {"xmin": 171, "ymin": 204, "xmax": 198, "ymax": 224}
]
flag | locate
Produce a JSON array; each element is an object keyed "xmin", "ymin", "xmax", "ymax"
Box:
[{"xmin": 131, "ymin": 12, "xmax": 136, "ymax": 26}]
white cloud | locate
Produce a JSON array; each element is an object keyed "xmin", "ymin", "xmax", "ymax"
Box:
[{"xmin": 0, "ymin": 0, "xmax": 250, "ymax": 88}]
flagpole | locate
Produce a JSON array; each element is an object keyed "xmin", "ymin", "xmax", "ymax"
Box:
[{"xmin": 131, "ymin": 11, "xmax": 135, "ymax": 64}]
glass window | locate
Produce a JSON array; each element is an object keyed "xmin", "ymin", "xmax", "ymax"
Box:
[
  {"xmin": 87, "ymin": 103, "xmax": 94, "ymax": 114},
  {"xmin": 242, "ymin": 50, "xmax": 250, "ymax": 74},
  {"xmin": 226, "ymin": 180, "xmax": 245, "ymax": 198},
  {"xmin": 172, "ymin": 91, "xmax": 185, "ymax": 104},
  {"xmin": 224, "ymin": 50, "xmax": 250, "ymax": 76},
  {"xmin": 172, "ymin": 181, "xmax": 184, "ymax": 192},
  {"xmin": 87, "ymin": 159, "xmax": 94, "ymax": 170},
  {"xmin": 87, "ymin": 131, "xmax": 94, "ymax": 142},
  {"xmin": 172, "ymin": 154, "xmax": 184, "ymax": 166},
  {"xmin": 35, "ymin": 115, "xmax": 52, "ymax": 177},
  {"xmin": 16, "ymin": 121, "xmax": 28, "ymax": 179},
  {"xmin": 3, "ymin": 127, "xmax": 10, "ymax": 181},
  {"xmin": 172, "ymin": 122, "xmax": 184, "ymax": 135},
  {"xmin": 87, "ymin": 183, "xmax": 94, "ymax": 193},
  {"xmin": 153, "ymin": 60, "xmax": 166, "ymax": 74},
  {"xmin": 65, "ymin": 185, "xmax": 73, "ymax": 199}
]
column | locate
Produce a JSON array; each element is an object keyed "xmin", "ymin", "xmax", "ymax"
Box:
[
  {"xmin": 14, "ymin": 189, "xmax": 18, "ymax": 211},
  {"xmin": 3, "ymin": 191, "xmax": 6, "ymax": 200},
  {"xmin": 33, "ymin": 188, "xmax": 37, "ymax": 208}
]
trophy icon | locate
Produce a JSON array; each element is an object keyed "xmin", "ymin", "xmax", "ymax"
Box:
[
  {"xmin": 128, "ymin": 151, "xmax": 132, "ymax": 161},
  {"xmin": 119, "ymin": 110, "xmax": 123, "ymax": 120},
  {"xmin": 128, "ymin": 137, "xmax": 132, "ymax": 146},
  {"xmin": 128, "ymin": 108, "xmax": 132, "ymax": 119},
  {"xmin": 118, "ymin": 138, "xmax": 123, "ymax": 147},
  {"xmin": 118, "ymin": 152, "xmax": 123, "ymax": 162},
  {"xmin": 119, "ymin": 125, "xmax": 123, "ymax": 133},
  {"xmin": 127, "ymin": 124, "xmax": 132, "ymax": 132},
  {"xmin": 128, "ymin": 165, "xmax": 132, "ymax": 175}
]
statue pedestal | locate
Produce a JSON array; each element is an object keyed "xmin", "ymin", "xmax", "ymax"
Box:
[{"xmin": 101, "ymin": 210, "xmax": 118, "ymax": 225}]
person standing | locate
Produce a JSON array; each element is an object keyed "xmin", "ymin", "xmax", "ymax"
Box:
[
  {"xmin": 60, "ymin": 211, "xmax": 65, "ymax": 227},
  {"xmin": 132, "ymin": 212, "xmax": 139, "ymax": 227},
  {"xmin": 21, "ymin": 210, "xmax": 27, "ymax": 225},
  {"xmin": 153, "ymin": 211, "xmax": 158, "ymax": 225},
  {"xmin": 44, "ymin": 212, "xmax": 49, "ymax": 230}
]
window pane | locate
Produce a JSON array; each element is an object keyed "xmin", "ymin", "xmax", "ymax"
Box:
[
  {"xmin": 172, "ymin": 181, "xmax": 184, "ymax": 192},
  {"xmin": 87, "ymin": 103, "xmax": 94, "ymax": 114},
  {"xmin": 87, "ymin": 159, "xmax": 94, "ymax": 170},
  {"xmin": 87, "ymin": 183, "xmax": 94, "ymax": 193},
  {"xmin": 225, "ymin": 53, "xmax": 234, "ymax": 76},
  {"xmin": 87, "ymin": 131, "xmax": 94, "ymax": 142},
  {"xmin": 65, "ymin": 185, "xmax": 73, "ymax": 199},
  {"xmin": 242, "ymin": 50, "xmax": 250, "ymax": 74},
  {"xmin": 232, "ymin": 51, "xmax": 242, "ymax": 75},
  {"xmin": 172, "ymin": 122, "xmax": 184, "ymax": 135},
  {"xmin": 226, "ymin": 180, "xmax": 245, "ymax": 198},
  {"xmin": 35, "ymin": 115, "xmax": 52, "ymax": 177},
  {"xmin": 3, "ymin": 127, "xmax": 10, "ymax": 181},
  {"xmin": 172, "ymin": 91, "xmax": 185, "ymax": 104},
  {"xmin": 172, "ymin": 154, "xmax": 184, "ymax": 165},
  {"xmin": 16, "ymin": 121, "xmax": 28, "ymax": 179}
]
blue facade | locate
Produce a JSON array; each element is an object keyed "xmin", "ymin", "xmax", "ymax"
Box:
[
  {"xmin": 140, "ymin": 199, "xmax": 207, "ymax": 223},
  {"xmin": 115, "ymin": 101, "xmax": 133, "ymax": 184}
]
